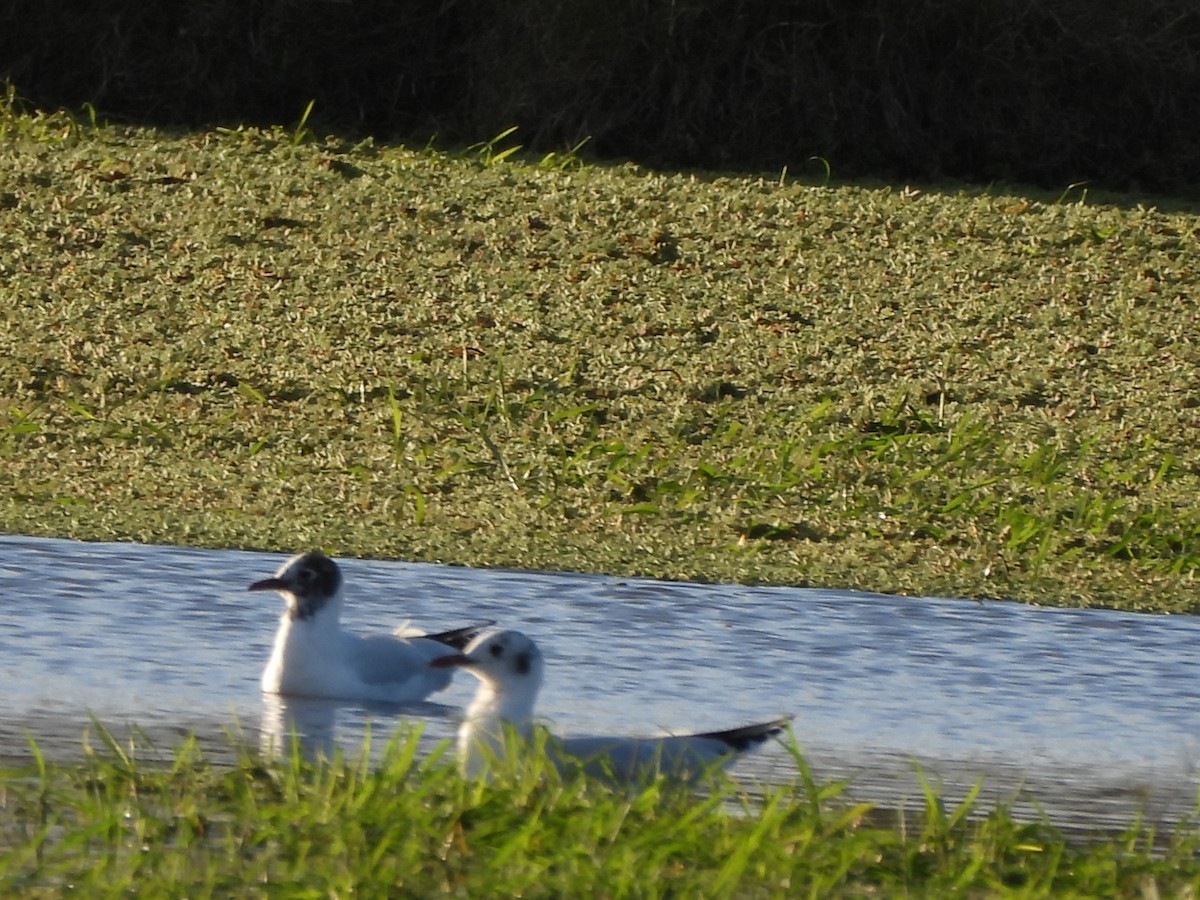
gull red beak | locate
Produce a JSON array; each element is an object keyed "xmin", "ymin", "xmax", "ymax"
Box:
[
  {"xmin": 248, "ymin": 577, "xmax": 287, "ymax": 592},
  {"xmin": 430, "ymin": 653, "xmax": 472, "ymax": 669}
]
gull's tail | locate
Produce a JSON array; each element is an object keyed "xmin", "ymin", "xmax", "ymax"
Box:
[
  {"xmin": 694, "ymin": 715, "xmax": 794, "ymax": 752},
  {"xmin": 424, "ymin": 622, "xmax": 496, "ymax": 650}
]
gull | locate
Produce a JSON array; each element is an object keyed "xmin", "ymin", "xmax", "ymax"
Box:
[
  {"xmin": 249, "ymin": 550, "xmax": 492, "ymax": 703},
  {"xmin": 431, "ymin": 629, "xmax": 792, "ymax": 781}
]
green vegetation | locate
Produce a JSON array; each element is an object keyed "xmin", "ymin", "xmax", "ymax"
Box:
[
  {"xmin": 5, "ymin": 100, "xmax": 1200, "ymax": 894},
  {"xmin": 6, "ymin": 1, "xmax": 1200, "ymax": 193},
  {"xmin": 3, "ymin": 101, "xmax": 1200, "ymax": 611},
  {"xmin": 2, "ymin": 726, "xmax": 1197, "ymax": 897}
]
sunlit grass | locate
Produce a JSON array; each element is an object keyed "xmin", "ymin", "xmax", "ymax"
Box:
[
  {"xmin": 2, "ymin": 726, "xmax": 1197, "ymax": 897},
  {"xmin": 2, "ymin": 103, "xmax": 1200, "ymax": 609}
]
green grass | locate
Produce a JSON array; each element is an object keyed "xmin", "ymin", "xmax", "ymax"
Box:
[
  {"xmin": 3, "ymin": 98, "xmax": 1200, "ymax": 613},
  {"xmin": 6, "ymin": 101, "xmax": 1200, "ymax": 892},
  {"xmin": 2, "ymin": 726, "xmax": 1197, "ymax": 897}
]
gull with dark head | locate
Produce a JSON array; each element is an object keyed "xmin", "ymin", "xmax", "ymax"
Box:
[
  {"xmin": 431, "ymin": 628, "xmax": 792, "ymax": 781},
  {"xmin": 249, "ymin": 551, "xmax": 491, "ymax": 703}
]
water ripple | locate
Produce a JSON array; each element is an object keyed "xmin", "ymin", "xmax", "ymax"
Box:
[{"xmin": 1, "ymin": 534, "xmax": 1197, "ymax": 832}]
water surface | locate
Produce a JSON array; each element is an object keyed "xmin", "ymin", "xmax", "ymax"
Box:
[{"xmin": 2, "ymin": 535, "xmax": 1197, "ymax": 833}]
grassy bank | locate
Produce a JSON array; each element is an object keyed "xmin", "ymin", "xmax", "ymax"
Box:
[
  {"xmin": 3, "ymin": 103, "xmax": 1200, "ymax": 610},
  {"xmin": 2, "ymin": 728, "xmax": 1197, "ymax": 896},
  {"xmin": 6, "ymin": 1, "xmax": 1200, "ymax": 194}
]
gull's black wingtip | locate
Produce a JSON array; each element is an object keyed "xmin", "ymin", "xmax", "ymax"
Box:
[
  {"xmin": 425, "ymin": 621, "xmax": 496, "ymax": 650},
  {"xmin": 697, "ymin": 715, "xmax": 794, "ymax": 752}
]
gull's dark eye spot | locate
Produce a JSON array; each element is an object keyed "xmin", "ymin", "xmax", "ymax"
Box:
[
  {"xmin": 298, "ymin": 567, "xmax": 316, "ymax": 582},
  {"xmin": 514, "ymin": 652, "xmax": 532, "ymax": 675},
  {"xmin": 490, "ymin": 643, "xmax": 505, "ymax": 657}
]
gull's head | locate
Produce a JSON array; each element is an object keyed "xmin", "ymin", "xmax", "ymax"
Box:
[
  {"xmin": 248, "ymin": 551, "xmax": 343, "ymax": 621},
  {"xmin": 430, "ymin": 629, "xmax": 545, "ymax": 695}
]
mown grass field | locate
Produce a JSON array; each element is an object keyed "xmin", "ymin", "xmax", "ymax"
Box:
[
  {"xmin": 4, "ymin": 102, "xmax": 1200, "ymax": 611},
  {"xmin": 4, "ymin": 100, "xmax": 1200, "ymax": 894}
]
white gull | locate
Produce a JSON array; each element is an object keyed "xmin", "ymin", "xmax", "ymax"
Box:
[
  {"xmin": 249, "ymin": 550, "xmax": 491, "ymax": 703},
  {"xmin": 431, "ymin": 628, "xmax": 792, "ymax": 781}
]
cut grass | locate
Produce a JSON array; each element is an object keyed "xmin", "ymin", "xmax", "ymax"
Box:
[
  {"xmin": 2, "ymin": 726, "xmax": 1196, "ymax": 897},
  {"xmin": 3, "ymin": 100, "xmax": 1200, "ymax": 610}
]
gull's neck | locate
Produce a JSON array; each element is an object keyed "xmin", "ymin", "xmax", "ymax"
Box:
[
  {"xmin": 465, "ymin": 680, "xmax": 537, "ymax": 736},
  {"xmin": 285, "ymin": 590, "xmax": 345, "ymax": 627},
  {"xmin": 458, "ymin": 679, "xmax": 539, "ymax": 777}
]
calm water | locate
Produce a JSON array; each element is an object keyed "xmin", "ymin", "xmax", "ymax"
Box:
[{"xmin": 2, "ymin": 534, "xmax": 1198, "ymax": 832}]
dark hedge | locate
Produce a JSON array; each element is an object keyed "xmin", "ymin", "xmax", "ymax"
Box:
[{"xmin": 3, "ymin": 0, "xmax": 1200, "ymax": 192}]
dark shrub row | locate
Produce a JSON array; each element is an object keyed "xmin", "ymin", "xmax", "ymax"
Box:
[{"xmin": 3, "ymin": 0, "xmax": 1199, "ymax": 192}]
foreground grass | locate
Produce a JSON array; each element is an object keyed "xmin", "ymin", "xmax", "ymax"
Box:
[
  {"xmin": 3, "ymin": 101, "xmax": 1200, "ymax": 610},
  {"xmin": 2, "ymin": 728, "xmax": 1196, "ymax": 898}
]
